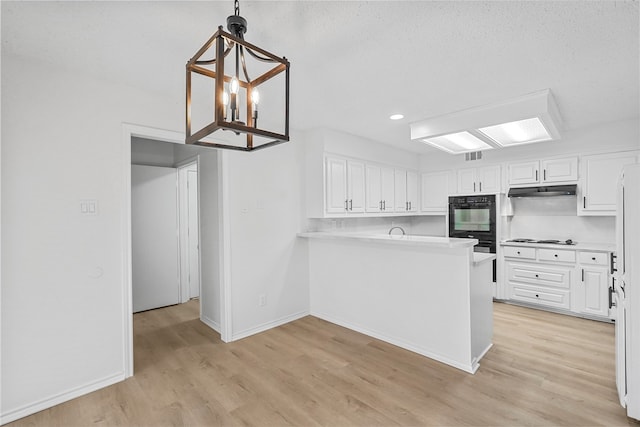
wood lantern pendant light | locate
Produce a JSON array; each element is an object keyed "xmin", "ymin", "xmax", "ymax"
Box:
[{"xmin": 185, "ymin": 0, "xmax": 290, "ymax": 151}]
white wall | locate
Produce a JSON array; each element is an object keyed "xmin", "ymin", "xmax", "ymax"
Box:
[
  {"xmin": 224, "ymin": 137, "xmax": 310, "ymax": 340},
  {"xmin": 0, "ymin": 54, "xmax": 183, "ymax": 422},
  {"xmin": 131, "ymin": 137, "xmax": 176, "ymax": 166}
]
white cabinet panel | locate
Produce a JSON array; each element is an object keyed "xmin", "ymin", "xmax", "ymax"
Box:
[
  {"xmin": 508, "ymin": 161, "xmax": 540, "ymax": 185},
  {"xmin": 394, "ymin": 169, "xmax": 408, "ymax": 211},
  {"xmin": 421, "ymin": 171, "xmax": 450, "ymax": 213},
  {"xmin": 380, "ymin": 167, "xmax": 395, "ymax": 213},
  {"xmin": 365, "ymin": 164, "xmax": 382, "ymax": 213},
  {"xmin": 325, "ymin": 157, "xmax": 348, "ymax": 214},
  {"xmin": 579, "ymin": 151, "xmax": 638, "ymax": 215},
  {"xmin": 347, "ymin": 161, "xmax": 366, "ymax": 213},
  {"xmin": 542, "ymin": 157, "xmax": 578, "ymax": 183},
  {"xmin": 578, "ymin": 266, "xmax": 609, "ymax": 317},
  {"xmin": 406, "ymin": 171, "xmax": 419, "ymax": 212},
  {"xmin": 457, "ymin": 165, "xmax": 501, "ymax": 194}
]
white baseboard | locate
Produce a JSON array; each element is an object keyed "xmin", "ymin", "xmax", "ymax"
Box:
[
  {"xmin": 200, "ymin": 314, "xmax": 220, "ymax": 334},
  {"xmin": 310, "ymin": 310, "xmax": 476, "ymax": 374},
  {"xmin": 231, "ymin": 310, "xmax": 309, "ymax": 341},
  {"xmin": 1, "ymin": 372, "xmax": 124, "ymax": 425}
]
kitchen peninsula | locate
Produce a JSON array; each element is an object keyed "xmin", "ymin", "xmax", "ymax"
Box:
[{"xmin": 298, "ymin": 232, "xmax": 495, "ymax": 373}]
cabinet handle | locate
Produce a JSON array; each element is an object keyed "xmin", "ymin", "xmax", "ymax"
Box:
[
  {"xmin": 583, "ymin": 196, "xmax": 586, "ymax": 209},
  {"xmin": 592, "ymin": 257, "xmax": 596, "ymax": 261},
  {"xmin": 535, "ymin": 294, "xmax": 539, "ymax": 298},
  {"xmin": 480, "ymin": 182, "xmax": 482, "ymax": 192},
  {"xmin": 406, "ymin": 201, "xmax": 409, "ymax": 211},
  {"xmin": 609, "ymin": 286, "xmax": 615, "ymax": 309},
  {"xmin": 535, "ymin": 274, "xmax": 539, "ymax": 278},
  {"xmin": 582, "ymin": 269, "xmax": 584, "ymax": 282},
  {"xmin": 544, "ymin": 169, "xmax": 547, "ymax": 181},
  {"xmin": 611, "ymin": 252, "xmax": 617, "ymax": 274},
  {"xmin": 349, "ymin": 199, "xmax": 353, "ymax": 211},
  {"xmin": 517, "ymin": 251, "xmax": 521, "ymax": 255},
  {"xmin": 345, "ymin": 200, "xmax": 348, "ymax": 211},
  {"xmin": 379, "ymin": 200, "xmax": 383, "ymax": 211},
  {"xmin": 409, "ymin": 201, "xmax": 412, "ymax": 210},
  {"xmin": 474, "ymin": 182, "xmax": 476, "ymax": 192},
  {"xmin": 383, "ymin": 200, "xmax": 386, "ymax": 211},
  {"xmin": 554, "ymin": 254, "xmax": 558, "ymax": 258},
  {"xmin": 536, "ymin": 170, "xmax": 538, "ymax": 181}
]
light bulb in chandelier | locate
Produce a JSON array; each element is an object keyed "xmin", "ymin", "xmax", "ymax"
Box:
[
  {"xmin": 251, "ymin": 88, "xmax": 260, "ymax": 107},
  {"xmin": 229, "ymin": 77, "xmax": 239, "ymax": 95}
]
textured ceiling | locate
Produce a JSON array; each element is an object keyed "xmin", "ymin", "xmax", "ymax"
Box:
[{"xmin": 2, "ymin": 1, "xmax": 638, "ymax": 153}]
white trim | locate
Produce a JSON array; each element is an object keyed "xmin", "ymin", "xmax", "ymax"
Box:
[
  {"xmin": 0, "ymin": 372, "xmax": 124, "ymax": 425},
  {"xmin": 177, "ymin": 158, "xmax": 200, "ymax": 303},
  {"xmin": 231, "ymin": 310, "xmax": 310, "ymax": 341},
  {"xmin": 200, "ymin": 314, "xmax": 221, "ymax": 334},
  {"xmin": 121, "ymin": 123, "xmax": 229, "ymax": 377},
  {"xmin": 310, "ymin": 310, "xmax": 477, "ymax": 374},
  {"xmin": 218, "ymin": 151, "xmax": 234, "ymax": 342}
]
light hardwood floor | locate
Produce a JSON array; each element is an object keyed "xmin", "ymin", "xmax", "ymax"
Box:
[{"xmin": 9, "ymin": 300, "xmax": 640, "ymax": 426}]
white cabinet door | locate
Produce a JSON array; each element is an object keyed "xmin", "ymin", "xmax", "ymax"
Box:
[
  {"xmin": 347, "ymin": 161, "xmax": 366, "ymax": 213},
  {"xmin": 380, "ymin": 167, "xmax": 395, "ymax": 212},
  {"xmin": 579, "ymin": 151, "xmax": 638, "ymax": 215},
  {"xmin": 406, "ymin": 171, "xmax": 419, "ymax": 212},
  {"xmin": 541, "ymin": 157, "xmax": 578, "ymax": 183},
  {"xmin": 508, "ymin": 161, "xmax": 540, "ymax": 185},
  {"xmin": 394, "ymin": 169, "xmax": 408, "ymax": 211},
  {"xmin": 421, "ymin": 171, "xmax": 450, "ymax": 213},
  {"xmin": 365, "ymin": 164, "xmax": 382, "ymax": 213},
  {"xmin": 457, "ymin": 168, "xmax": 477, "ymax": 194},
  {"xmin": 478, "ymin": 165, "xmax": 501, "ymax": 193},
  {"xmin": 578, "ymin": 266, "xmax": 609, "ymax": 317},
  {"xmin": 325, "ymin": 156, "xmax": 348, "ymax": 214}
]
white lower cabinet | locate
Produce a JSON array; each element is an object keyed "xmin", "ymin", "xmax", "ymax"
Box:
[
  {"xmin": 503, "ymin": 245, "xmax": 612, "ymax": 320},
  {"xmin": 507, "ymin": 262, "xmax": 572, "ymax": 310},
  {"xmin": 576, "ymin": 251, "xmax": 611, "ymax": 318}
]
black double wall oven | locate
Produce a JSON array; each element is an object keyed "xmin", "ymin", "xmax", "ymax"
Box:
[{"xmin": 448, "ymin": 195, "xmax": 497, "ymax": 282}]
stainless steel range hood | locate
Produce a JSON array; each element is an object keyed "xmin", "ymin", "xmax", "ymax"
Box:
[{"xmin": 507, "ymin": 184, "xmax": 577, "ymax": 198}]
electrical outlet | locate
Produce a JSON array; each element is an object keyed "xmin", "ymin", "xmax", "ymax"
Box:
[{"xmin": 259, "ymin": 294, "xmax": 266, "ymax": 307}]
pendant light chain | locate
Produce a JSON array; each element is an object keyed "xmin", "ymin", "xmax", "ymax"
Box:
[{"xmin": 234, "ymin": 0, "xmax": 240, "ymax": 17}]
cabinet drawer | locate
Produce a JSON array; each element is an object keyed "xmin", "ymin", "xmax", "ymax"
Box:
[
  {"xmin": 507, "ymin": 263, "xmax": 571, "ymax": 290},
  {"xmin": 578, "ymin": 251, "xmax": 609, "ymax": 266},
  {"xmin": 510, "ymin": 284, "xmax": 571, "ymax": 310},
  {"xmin": 503, "ymin": 246, "xmax": 536, "ymax": 260},
  {"xmin": 538, "ymin": 248, "xmax": 576, "ymax": 263}
]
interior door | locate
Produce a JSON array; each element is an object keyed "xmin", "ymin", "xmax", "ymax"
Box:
[
  {"xmin": 187, "ymin": 169, "xmax": 200, "ymax": 299},
  {"xmin": 132, "ymin": 164, "xmax": 180, "ymax": 312}
]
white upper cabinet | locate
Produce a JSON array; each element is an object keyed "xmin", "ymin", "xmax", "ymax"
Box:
[
  {"xmin": 421, "ymin": 171, "xmax": 450, "ymax": 213},
  {"xmin": 394, "ymin": 169, "xmax": 419, "ymax": 212},
  {"xmin": 325, "ymin": 156, "xmax": 365, "ymax": 214},
  {"xmin": 347, "ymin": 161, "xmax": 366, "ymax": 213},
  {"xmin": 508, "ymin": 157, "xmax": 577, "ymax": 186},
  {"xmin": 457, "ymin": 165, "xmax": 501, "ymax": 194},
  {"xmin": 325, "ymin": 156, "xmax": 348, "ymax": 214},
  {"xmin": 578, "ymin": 151, "xmax": 639, "ymax": 216},
  {"xmin": 365, "ymin": 164, "xmax": 394, "ymax": 213},
  {"xmin": 542, "ymin": 157, "xmax": 578, "ymax": 183}
]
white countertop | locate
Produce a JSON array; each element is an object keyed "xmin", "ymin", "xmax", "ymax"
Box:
[
  {"xmin": 473, "ymin": 253, "xmax": 497, "ymax": 265},
  {"xmin": 298, "ymin": 232, "xmax": 478, "ymax": 249},
  {"xmin": 500, "ymin": 240, "xmax": 615, "ymax": 252}
]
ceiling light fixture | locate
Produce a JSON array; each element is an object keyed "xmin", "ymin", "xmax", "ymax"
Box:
[
  {"xmin": 186, "ymin": 0, "xmax": 290, "ymax": 151},
  {"xmin": 389, "ymin": 114, "xmax": 404, "ymax": 120},
  {"xmin": 410, "ymin": 89, "xmax": 562, "ymax": 155}
]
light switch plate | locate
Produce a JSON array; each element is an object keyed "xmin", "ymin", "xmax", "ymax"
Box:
[{"xmin": 80, "ymin": 200, "xmax": 98, "ymax": 216}]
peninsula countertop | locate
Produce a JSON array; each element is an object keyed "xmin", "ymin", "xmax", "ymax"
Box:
[{"xmin": 298, "ymin": 231, "xmax": 478, "ymax": 249}]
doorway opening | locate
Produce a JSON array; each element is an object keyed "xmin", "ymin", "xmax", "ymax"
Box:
[{"xmin": 122, "ymin": 123, "xmax": 229, "ymax": 378}]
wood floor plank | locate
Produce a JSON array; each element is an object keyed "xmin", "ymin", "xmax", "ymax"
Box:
[{"xmin": 7, "ymin": 300, "xmax": 640, "ymax": 426}]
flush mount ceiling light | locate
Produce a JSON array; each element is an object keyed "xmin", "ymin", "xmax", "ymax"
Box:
[
  {"xmin": 186, "ymin": 0, "xmax": 290, "ymax": 151},
  {"xmin": 410, "ymin": 89, "xmax": 562, "ymax": 155},
  {"xmin": 389, "ymin": 114, "xmax": 404, "ymax": 120},
  {"xmin": 422, "ymin": 131, "xmax": 494, "ymax": 155}
]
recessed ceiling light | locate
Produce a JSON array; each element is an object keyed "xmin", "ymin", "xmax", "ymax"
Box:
[
  {"xmin": 421, "ymin": 131, "xmax": 494, "ymax": 155},
  {"xmin": 389, "ymin": 114, "xmax": 404, "ymax": 120}
]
